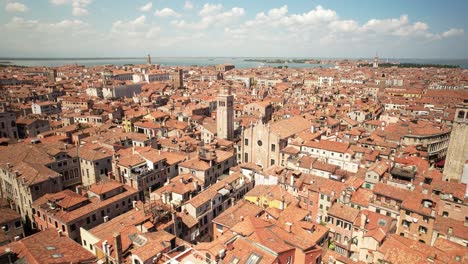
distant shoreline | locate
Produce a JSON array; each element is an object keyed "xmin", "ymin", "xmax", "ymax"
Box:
[
  {"xmin": 1, "ymin": 57, "xmax": 467, "ymax": 69},
  {"xmin": 244, "ymin": 59, "xmax": 322, "ymax": 64},
  {"xmin": 1, "ymin": 57, "xmax": 468, "ymax": 61},
  {"xmin": 358, "ymin": 62, "xmax": 460, "ymax": 69}
]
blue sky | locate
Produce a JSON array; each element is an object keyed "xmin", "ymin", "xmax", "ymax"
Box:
[{"xmin": 1, "ymin": 0, "xmax": 467, "ymax": 58}]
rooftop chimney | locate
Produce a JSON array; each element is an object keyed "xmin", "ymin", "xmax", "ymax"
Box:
[
  {"xmin": 113, "ymin": 233, "xmax": 123, "ymax": 264},
  {"xmin": 360, "ymin": 213, "xmax": 367, "ymax": 229},
  {"xmin": 102, "ymin": 240, "xmax": 108, "ymax": 255},
  {"xmin": 75, "ymin": 185, "xmax": 82, "ymax": 195},
  {"xmin": 285, "ymin": 222, "xmax": 292, "ymax": 233}
]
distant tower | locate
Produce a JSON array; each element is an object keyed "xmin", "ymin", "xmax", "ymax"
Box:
[
  {"xmin": 172, "ymin": 68, "xmax": 183, "ymax": 89},
  {"xmin": 443, "ymin": 102, "xmax": 468, "ymax": 182},
  {"xmin": 217, "ymin": 87, "xmax": 234, "ymax": 140},
  {"xmin": 147, "ymin": 54, "xmax": 151, "ymax": 65},
  {"xmin": 373, "ymin": 54, "xmax": 379, "ymax": 68},
  {"xmin": 48, "ymin": 69, "xmax": 57, "ymax": 83}
]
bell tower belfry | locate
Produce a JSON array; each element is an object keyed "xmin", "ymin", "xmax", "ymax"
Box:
[{"xmin": 217, "ymin": 87, "xmax": 234, "ymax": 140}]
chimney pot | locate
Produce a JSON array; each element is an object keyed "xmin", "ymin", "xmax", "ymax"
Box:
[{"xmin": 113, "ymin": 232, "xmax": 123, "ymax": 263}]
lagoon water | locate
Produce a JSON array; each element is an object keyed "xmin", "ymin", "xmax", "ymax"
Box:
[{"xmin": 1, "ymin": 57, "xmax": 467, "ymax": 69}]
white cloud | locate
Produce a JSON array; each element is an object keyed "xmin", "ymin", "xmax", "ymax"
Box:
[
  {"xmin": 154, "ymin": 8, "xmax": 180, "ymax": 18},
  {"xmin": 4, "ymin": 16, "xmax": 89, "ymax": 32},
  {"xmin": 110, "ymin": 15, "xmax": 160, "ymax": 41},
  {"xmin": 145, "ymin": 26, "xmax": 161, "ymax": 39},
  {"xmin": 49, "ymin": 0, "xmax": 92, "ymax": 16},
  {"xmin": 244, "ymin": 5, "xmax": 337, "ymax": 29},
  {"xmin": 1, "ymin": 3, "xmax": 465, "ymax": 57},
  {"xmin": 286, "ymin": 5, "xmax": 337, "ymax": 25},
  {"xmin": 140, "ymin": 2, "xmax": 152, "ymax": 12},
  {"xmin": 173, "ymin": 4, "xmax": 244, "ymax": 30},
  {"xmin": 4, "ymin": 17, "xmax": 38, "ymax": 29},
  {"xmin": 199, "ymin": 3, "xmax": 222, "ymax": 17},
  {"xmin": 50, "ymin": 0, "xmax": 67, "ymax": 5},
  {"xmin": 5, "ymin": 2, "xmax": 28, "ymax": 13},
  {"xmin": 442, "ymin": 28, "xmax": 464, "ymax": 38},
  {"xmin": 39, "ymin": 19, "xmax": 88, "ymax": 32},
  {"xmin": 184, "ymin": 0, "xmax": 194, "ymax": 10},
  {"xmin": 112, "ymin": 15, "xmax": 146, "ymax": 32},
  {"xmin": 72, "ymin": 7, "xmax": 88, "ymax": 16},
  {"xmin": 0, "ymin": 16, "xmax": 95, "ymax": 56},
  {"xmin": 329, "ymin": 20, "xmax": 358, "ymax": 33}
]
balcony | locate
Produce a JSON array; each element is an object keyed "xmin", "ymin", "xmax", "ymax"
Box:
[{"xmin": 370, "ymin": 198, "xmax": 400, "ymax": 212}]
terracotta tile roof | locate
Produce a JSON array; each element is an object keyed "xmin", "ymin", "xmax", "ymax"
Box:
[
  {"xmin": 186, "ymin": 172, "xmax": 245, "ymax": 208},
  {"xmin": 249, "ymin": 227, "xmax": 295, "ymax": 254},
  {"xmin": 430, "ymin": 179, "xmax": 467, "ymax": 200},
  {"xmin": 88, "ymin": 203, "xmax": 150, "ymax": 238},
  {"xmin": 304, "ymin": 139, "xmax": 350, "ymax": 153},
  {"xmin": 350, "ymin": 188, "xmax": 373, "ymax": 207},
  {"xmin": 117, "ymin": 151, "xmax": 145, "ymax": 168},
  {"xmin": 432, "ymin": 238, "xmax": 468, "ymax": 263},
  {"xmin": 400, "ymin": 192, "xmax": 439, "ymax": 217},
  {"xmin": 267, "ymin": 224, "xmax": 317, "ymax": 251},
  {"xmin": 213, "ymin": 200, "xmax": 263, "ymax": 229},
  {"xmin": 230, "ymin": 215, "xmax": 273, "ymax": 237},
  {"xmin": 177, "ymin": 211, "xmax": 198, "ymax": 228},
  {"xmin": 378, "ymin": 234, "xmax": 450, "ymax": 264},
  {"xmin": 328, "ymin": 203, "xmax": 360, "ymax": 223},
  {"xmin": 223, "ymin": 237, "xmax": 278, "ymax": 264},
  {"xmin": 0, "ymin": 143, "xmax": 67, "ymax": 184},
  {"xmin": 158, "ymin": 151, "xmax": 187, "ymax": 165},
  {"xmin": 277, "ymin": 204, "xmax": 310, "ymax": 224},
  {"xmin": 297, "ymin": 156, "xmax": 317, "ymax": 169},
  {"xmin": 136, "ymin": 148, "xmax": 166, "ymax": 163},
  {"xmin": 373, "ymin": 183, "xmax": 411, "ymax": 201},
  {"xmin": 367, "ymin": 161, "xmax": 389, "ymax": 176},
  {"xmin": 0, "ymin": 229, "xmax": 96, "ymax": 263},
  {"xmin": 245, "ymin": 185, "xmax": 297, "ymax": 206},
  {"xmin": 89, "ymin": 181, "xmax": 124, "ymax": 195},
  {"xmin": 305, "ymin": 175, "xmax": 345, "ymax": 198},
  {"xmin": 269, "ymin": 116, "xmax": 311, "ymax": 139},
  {"xmin": 0, "ymin": 208, "xmax": 21, "ymax": 225},
  {"xmin": 179, "ymin": 158, "xmax": 210, "ymax": 171},
  {"xmin": 78, "ymin": 146, "xmax": 112, "ymax": 161},
  {"xmin": 34, "ymin": 183, "xmax": 138, "ymax": 224},
  {"xmin": 130, "ymin": 231, "xmax": 175, "ymax": 262},
  {"xmin": 433, "ymin": 216, "xmax": 468, "ymax": 240},
  {"xmin": 154, "ymin": 173, "xmax": 200, "ymax": 196}
]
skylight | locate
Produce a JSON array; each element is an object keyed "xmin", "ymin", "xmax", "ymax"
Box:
[
  {"xmin": 378, "ymin": 219, "xmax": 387, "ymax": 226},
  {"xmin": 246, "ymin": 253, "xmax": 262, "ymax": 264}
]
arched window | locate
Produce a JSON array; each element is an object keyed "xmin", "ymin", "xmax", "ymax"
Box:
[{"xmin": 457, "ymin": 110, "xmax": 465, "ymax": 119}]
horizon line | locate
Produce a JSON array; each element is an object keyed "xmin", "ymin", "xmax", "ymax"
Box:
[{"xmin": 1, "ymin": 56, "xmax": 468, "ymax": 61}]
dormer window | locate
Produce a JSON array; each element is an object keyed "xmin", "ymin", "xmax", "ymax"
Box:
[{"xmin": 422, "ymin": 199, "xmax": 433, "ymax": 208}]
